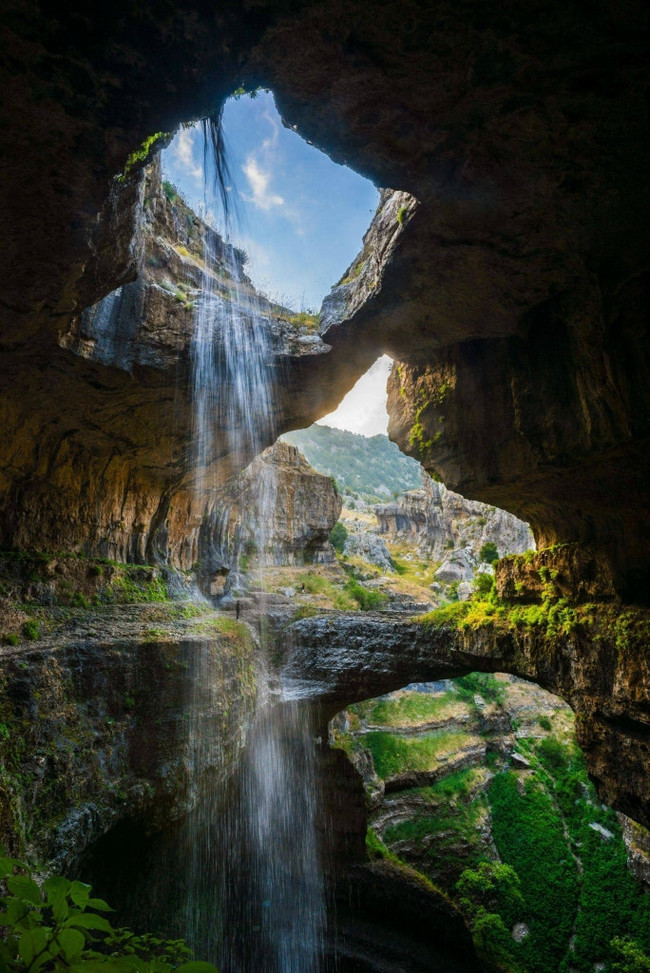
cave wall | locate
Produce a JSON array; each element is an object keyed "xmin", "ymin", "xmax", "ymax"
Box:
[{"xmin": 1, "ymin": 0, "xmax": 648, "ymax": 599}]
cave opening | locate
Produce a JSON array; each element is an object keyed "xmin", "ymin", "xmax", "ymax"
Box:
[
  {"xmin": 161, "ymin": 88, "xmax": 381, "ymax": 316},
  {"xmin": 330, "ymin": 673, "xmax": 650, "ymax": 972}
]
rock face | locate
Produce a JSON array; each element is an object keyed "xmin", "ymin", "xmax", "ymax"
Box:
[
  {"xmin": 0, "ymin": 0, "xmax": 647, "ymax": 601},
  {"xmin": 282, "ymin": 605, "xmax": 650, "ymax": 829},
  {"xmin": 0, "ymin": 610, "xmax": 258, "ymax": 869},
  {"xmin": 343, "ymin": 532, "xmax": 395, "ymax": 573},
  {"xmin": 376, "ymin": 472, "xmax": 534, "ymax": 563},
  {"xmin": 201, "ymin": 441, "xmax": 342, "ymax": 582}
]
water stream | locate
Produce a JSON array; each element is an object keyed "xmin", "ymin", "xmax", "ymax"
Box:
[{"xmin": 187, "ymin": 119, "xmax": 326, "ymax": 971}]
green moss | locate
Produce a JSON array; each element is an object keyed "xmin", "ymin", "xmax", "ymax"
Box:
[
  {"xmin": 118, "ymin": 131, "xmax": 169, "ymax": 181},
  {"xmin": 364, "ymin": 729, "xmax": 473, "ymax": 779}
]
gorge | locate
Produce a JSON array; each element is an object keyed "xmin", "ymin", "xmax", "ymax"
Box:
[{"xmin": 1, "ymin": 1, "xmax": 649, "ymax": 970}]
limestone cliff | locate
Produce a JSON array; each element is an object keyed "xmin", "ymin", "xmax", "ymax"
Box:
[
  {"xmin": 375, "ymin": 470, "xmax": 534, "ymax": 563},
  {"xmin": 200, "ymin": 440, "xmax": 342, "ymax": 588},
  {"xmin": 0, "ymin": 605, "xmax": 258, "ymax": 870}
]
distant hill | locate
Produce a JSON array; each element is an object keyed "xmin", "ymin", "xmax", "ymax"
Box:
[{"xmin": 281, "ymin": 424, "xmax": 422, "ymax": 502}]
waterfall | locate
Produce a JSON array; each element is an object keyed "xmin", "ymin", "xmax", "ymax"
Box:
[{"xmin": 184, "ymin": 115, "xmax": 326, "ymax": 971}]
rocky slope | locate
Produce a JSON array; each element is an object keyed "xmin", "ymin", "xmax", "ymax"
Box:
[
  {"xmin": 375, "ymin": 471, "xmax": 534, "ymax": 565},
  {"xmin": 334, "ymin": 676, "xmax": 650, "ymax": 971}
]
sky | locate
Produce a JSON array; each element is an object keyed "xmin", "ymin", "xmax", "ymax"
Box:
[
  {"xmin": 162, "ymin": 90, "xmax": 379, "ymax": 311},
  {"xmin": 319, "ymin": 355, "xmax": 393, "ymax": 437}
]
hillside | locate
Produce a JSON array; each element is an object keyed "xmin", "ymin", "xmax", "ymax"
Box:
[{"xmin": 281, "ymin": 424, "xmax": 422, "ymax": 502}]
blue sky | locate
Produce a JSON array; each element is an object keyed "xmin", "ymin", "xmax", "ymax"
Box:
[{"xmin": 162, "ymin": 90, "xmax": 379, "ymax": 312}]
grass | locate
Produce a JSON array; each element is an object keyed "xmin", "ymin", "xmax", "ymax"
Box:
[
  {"xmin": 384, "ymin": 793, "xmax": 487, "ymax": 847},
  {"xmin": 364, "ymin": 729, "xmax": 475, "ymax": 779},
  {"xmin": 362, "ymin": 691, "xmax": 461, "ymax": 728}
]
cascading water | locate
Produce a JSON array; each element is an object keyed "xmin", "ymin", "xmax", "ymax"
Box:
[{"xmin": 185, "ymin": 115, "xmax": 327, "ymax": 971}]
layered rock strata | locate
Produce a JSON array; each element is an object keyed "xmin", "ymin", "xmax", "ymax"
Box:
[
  {"xmin": 282, "ymin": 605, "xmax": 650, "ymax": 828},
  {"xmin": 0, "ymin": 606, "xmax": 258, "ymax": 869},
  {"xmin": 375, "ymin": 471, "xmax": 534, "ymax": 562},
  {"xmin": 200, "ymin": 440, "xmax": 342, "ymax": 586}
]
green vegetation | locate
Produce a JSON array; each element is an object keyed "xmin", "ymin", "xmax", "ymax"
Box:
[
  {"xmin": 479, "ymin": 542, "xmax": 499, "ymax": 564},
  {"xmin": 20, "ymin": 620, "xmax": 40, "ymax": 641},
  {"xmin": 364, "ymin": 729, "xmax": 472, "ymax": 779},
  {"xmin": 0, "ymin": 850, "xmax": 217, "ymax": 972},
  {"xmin": 396, "ymin": 205, "xmax": 408, "ymax": 225},
  {"xmin": 286, "ymin": 310, "xmax": 319, "ymax": 331},
  {"xmin": 454, "ymin": 672, "xmax": 506, "ymax": 707},
  {"xmin": 281, "ymin": 424, "xmax": 421, "ymax": 503},
  {"xmin": 162, "ymin": 180, "xmax": 180, "ymax": 202},
  {"xmin": 337, "ymin": 669, "xmax": 650, "ymax": 973},
  {"xmin": 118, "ymin": 132, "xmax": 169, "ymax": 182},
  {"xmin": 329, "ymin": 521, "xmax": 348, "ymax": 553},
  {"xmin": 344, "ymin": 576, "xmax": 388, "ymax": 611},
  {"xmin": 360, "ymin": 691, "xmax": 456, "ymax": 727}
]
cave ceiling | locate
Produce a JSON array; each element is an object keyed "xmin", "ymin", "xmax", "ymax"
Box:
[{"xmin": 0, "ymin": 0, "xmax": 648, "ymax": 596}]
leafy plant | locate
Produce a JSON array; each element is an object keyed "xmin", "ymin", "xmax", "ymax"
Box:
[
  {"xmin": 21, "ymin": 620, "xmax": 40, "ymax": 641},
  {"xmin": 329, "ymin": 522, "xmax": 348, "ymax": 554},
  {"xmin": 478, "ymin": 542, "xmax": 499, "ymax": 564},
  {"xmin": 0, "ymin": 850, "xmax": 218, "ymax": 972}
]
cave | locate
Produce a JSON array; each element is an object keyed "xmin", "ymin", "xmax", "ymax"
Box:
[{"xmin": 0, "ymin": 1, "xmax": 649, "ymax": 971}]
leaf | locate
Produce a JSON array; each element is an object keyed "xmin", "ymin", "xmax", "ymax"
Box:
[
  {"xmin": 69, "ymin": 880, "xmax": 92, "ymax": 908},
  {"xmin": 0, "ymin": 856, "xmax": 28, "ymax": 879},
  {"xmin": 6, "ymin": 875, "xmax": 42, "ymax": 905},
  {"xmin": 18, "ymin": 927, "xmax": 48, "ymax": 966},
  {"xmin": 65, "ymin": 912, "xmax": 114, "ymax": 933},
  {"xmin": 57, "ymin": 928, "xmax": 85, "ymax": 962},
  {"xmin": 87, "ymin": 897, "xmax": 113, "ymax": 912},
  {"xmin": 0, "ymin": 895, "xmax": 33, "ymax": 926},
  {"xmin": 43, "ymin": 876, "xmax": 71, "ymax": 897},
  {"xmin": 51, "ymin": 891, "xmax": 69, "ymax": 925}
]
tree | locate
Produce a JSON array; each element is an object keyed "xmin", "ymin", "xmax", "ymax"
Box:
[{"xmin": 479, "ymin": 542, "xmax": 499, "ymax": 564}]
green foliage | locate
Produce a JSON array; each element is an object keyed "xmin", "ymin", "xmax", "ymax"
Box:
[
  {"xmin": 454, "ymin": 672, "xmax": 506, "ymax": 707},
  {"xmin": 489, "ymin": 771, "xmax": 578, "ymax": 972},
  {"xmin": 286, "ymin": 310, "xmax": 319, "ymax": 331},
  {"xmin": 281, "ymin": 424, "xmax": 421, "ymax": 503},
  {"xmin": 119, "ymin": 132, "xmax": 169, "ymax": 182},
  {"xmin": 396, "ymin": 205, "xmax": 407, "ymax": 225},
  {"xmin": 344, "ymin": 577, "xmax": 388, "ymax": 611},
  {"xmin": 365, "ymin": 827, "xmax": 400, "ymax": 864},
  {"xmin": 479, "ymin": 542, "xmax": 499, "ymax": 564},
  {"xmin": 0, "ymin": 851, "xmax": 218, "ymax": 972},
  {"xmin": 363, "ymin": 691, "xmax": 451, "ymax": 727},
  {"xmin": 329, "ymin": 521, "xmax": 348, "ymax": 553},
  {"xmin": 537, "ymin": 714, "xmax": 552, "ymax": 731},
  {"xmin": 611, "ymin": 937, "xmax": 650, "ymax": 972},
  {"xmin": 364, "ymin": 729, "xmax": 470, "ymax": 779},
  {"xmin": 474, "ymin": 572, "xmax": 494, "ymax": 595},
  {"xmin": 21, "ymin": 620, "xmax": 40, "ymax": 641}
]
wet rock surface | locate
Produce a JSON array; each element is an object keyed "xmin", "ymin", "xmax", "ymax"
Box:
[{"xmin": 0, "ymin": 602, "xmax": 258, "ymax": 869}]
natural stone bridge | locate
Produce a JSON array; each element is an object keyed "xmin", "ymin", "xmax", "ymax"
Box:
[{"xmin": 281, "ymin": 610, "xmax": 650, "ymax": 829}]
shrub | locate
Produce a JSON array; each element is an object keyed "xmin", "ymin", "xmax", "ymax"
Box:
[
  {"xmin": 538, "ymin": 715, "xmax": 552, "ymax": 731},
  {"xmin": 329, "ymin": 521, "xmax": 348, "ymax": 553},
  {"xmin": 0, "ymin": 850, "xmax": 217, "ymax": 972},
  {"xmin": 479, "ymin": 542, "xmax": 499, "ymax": 564},
  {"xmin": 475, "ymin": 572, "xmax": 494, "ymax": 595},
  {"xmin": 21, "ymin": 620, "xmax": 40, "ymax": 641}
]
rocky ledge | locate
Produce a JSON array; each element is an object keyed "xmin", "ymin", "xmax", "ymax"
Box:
[{"xmin": 281, "ymin": 600, "xmax": 650, "ymax": 828}]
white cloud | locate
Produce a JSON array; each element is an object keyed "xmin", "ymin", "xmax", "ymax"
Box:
[
  {"xmin": 242, "ymin": 157, "xmax": 284, "ymax": 211},
  {"xmin": 319, "ymin": 355, "xmax": 392, "ymax": 437},
  {"xmin": 172, "ymin": 127, "xmax": 203, "ymax": 183}
]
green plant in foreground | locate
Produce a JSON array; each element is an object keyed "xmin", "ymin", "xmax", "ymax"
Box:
[{"xmin": 0, "ymin": 850, "xmax": 218, "ymax": 972}]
